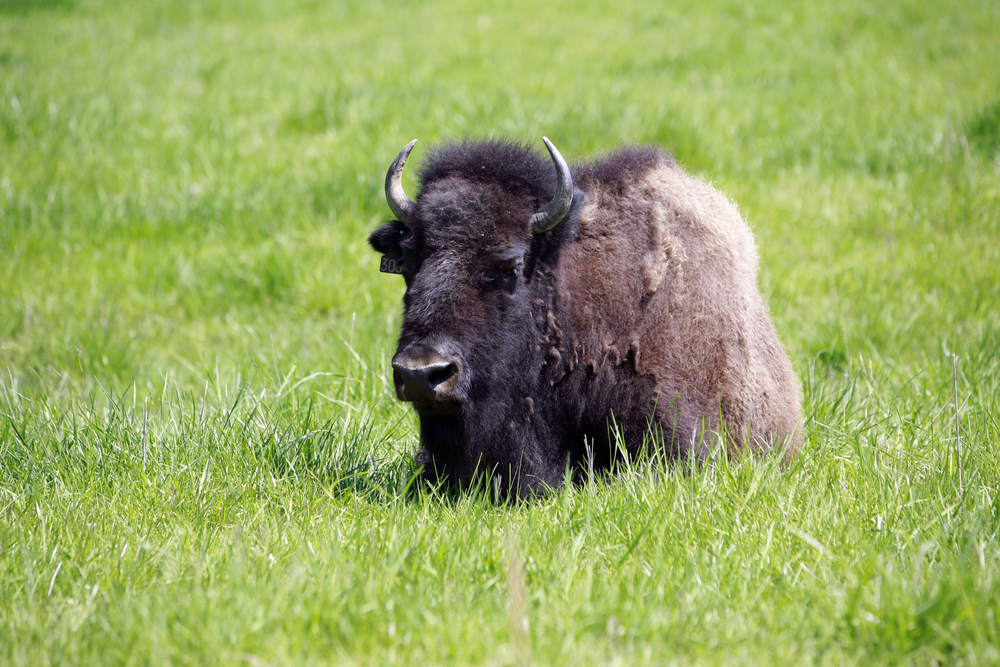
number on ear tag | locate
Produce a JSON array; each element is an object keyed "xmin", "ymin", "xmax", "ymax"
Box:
[{"xmin": 379, "ymin": 253, "xmax": 405, "ymax": 275}]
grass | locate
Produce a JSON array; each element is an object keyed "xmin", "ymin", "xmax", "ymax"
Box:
[{"xmin": 1, "ymin": 0, "xmax": 999, "ymax": 664}]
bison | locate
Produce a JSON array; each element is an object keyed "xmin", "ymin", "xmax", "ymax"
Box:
[{"xmin": 369, "ymin": 137, "xmax": 801, "ymax": 497}]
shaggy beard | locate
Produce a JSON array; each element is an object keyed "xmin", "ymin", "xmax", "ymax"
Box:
[{"xmin": 413, "ymin": 386, "xmax": 558, "ymax": 498}]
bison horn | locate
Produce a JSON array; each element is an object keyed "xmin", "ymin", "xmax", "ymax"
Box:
[
  {"xmin": 385, "ymin": 139, "xmax": 417, "ymax": 226},
  {"xmin": 531, "ymin": 137, "xmax": 574, "ymax": 235}
]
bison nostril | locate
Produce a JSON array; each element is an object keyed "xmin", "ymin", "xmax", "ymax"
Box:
[
  {"xmin": 427, "ymin": 363, "xmax": 457, "ymax": 388},
  {"xmin": 391, "ymin": 348, "xmax": 460, "ymax": 403}
]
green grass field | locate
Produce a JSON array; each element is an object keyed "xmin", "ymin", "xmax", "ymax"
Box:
[{"xmin": 2, "ymin": 0, "xmax": 999, "ymax": 664}]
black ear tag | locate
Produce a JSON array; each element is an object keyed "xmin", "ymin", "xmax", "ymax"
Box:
[{"xmin": 379, "ymin": 251, "xmax": 406, "ymax": 275}]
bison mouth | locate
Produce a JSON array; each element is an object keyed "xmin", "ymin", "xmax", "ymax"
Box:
[{"xmin": 408, "ymin": 397, "xmax": 462, "ymax": 418}]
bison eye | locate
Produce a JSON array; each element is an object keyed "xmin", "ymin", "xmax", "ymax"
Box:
[{"xmin": 497, "ymin": 257, "xmax": 523, "ymax": 277}]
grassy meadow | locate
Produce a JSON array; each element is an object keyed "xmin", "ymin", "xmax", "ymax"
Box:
[{"xmin": 2, "ymin": 0, "xmax": 999, "ymax": 664}]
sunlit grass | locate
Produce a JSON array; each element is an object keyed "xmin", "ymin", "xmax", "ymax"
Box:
[{"xmin": 1, "ymin": 0, "xmax": 999, "ymax": 664}]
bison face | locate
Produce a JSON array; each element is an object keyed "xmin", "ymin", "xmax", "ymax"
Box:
[
  {"xmin": 368, "ymin": 138, "xmax": 575, "ymax": 489},
  {"xmin": 370, "ymin": 178, "xmax": 537, "ymax": 417}
]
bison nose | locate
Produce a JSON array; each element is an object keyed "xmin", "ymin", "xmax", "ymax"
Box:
[{"xmin": 391, "ymin": 346, "xmax": 459, "ymax": 403}]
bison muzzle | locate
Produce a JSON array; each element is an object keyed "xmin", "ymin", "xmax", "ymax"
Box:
[{"xmin": 369, "ymin": 137, "xmax": 802, "ymax": 498}]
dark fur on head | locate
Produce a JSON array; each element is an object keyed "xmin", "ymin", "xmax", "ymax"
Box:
[{"xmin": 418, "ymin": 138, "xmax": 557, "ymax": 202}]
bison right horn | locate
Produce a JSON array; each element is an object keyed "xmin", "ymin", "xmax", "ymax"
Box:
[
  {"xmin": 385, "ymin": 139, "xmax": 417, "ymax": 226},
  {"xmin": 531, "ymin": 137, "xmax": 574, "ymax": 235}
]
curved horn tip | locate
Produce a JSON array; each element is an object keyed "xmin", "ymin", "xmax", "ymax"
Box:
[
  {"xmin": 385, "ymin": 140, "xmax": 419, "ymax": 225},
  {"xmin": 390, "ymin": 139, "xmax": 418, "ymax": 171},
  {"xmin": 531, "ymin": 136, "xmax": 574, "ymax": 235}
]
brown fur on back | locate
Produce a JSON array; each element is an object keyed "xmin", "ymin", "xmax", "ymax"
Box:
[{"xmin": 558, "ymin": 147, "xmax": 802, "ymax": 457}]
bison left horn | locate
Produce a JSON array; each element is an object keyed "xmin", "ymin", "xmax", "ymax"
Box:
[
  {"xmin": 385, "ymin": 139, "xmax": 417, "ymax": 226},
  {"xmin": 531, "ymin": 137, "xmax": 574, "ymax": 235}
]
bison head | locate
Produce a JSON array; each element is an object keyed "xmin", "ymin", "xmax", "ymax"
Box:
[{"xmin": 368, "ymin": 138, "xmax": 578, "ymax": 493}]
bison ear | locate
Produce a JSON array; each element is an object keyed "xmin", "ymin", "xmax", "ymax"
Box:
[{"xmin": 368, "ymin": 220, "xmax": 408, "ymax": 254}]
